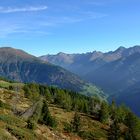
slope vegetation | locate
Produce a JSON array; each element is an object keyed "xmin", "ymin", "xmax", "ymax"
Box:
[
  {"xmin": 0, "ymin": 79, "xmax": 140, "ymax": 140},
  {"xmin": 0, "ymin": 47, "xmax": 104, "ymax": 98},
  {"xmin": 40, "ymin": 46, "xmax": 140, "ymax": 115}
]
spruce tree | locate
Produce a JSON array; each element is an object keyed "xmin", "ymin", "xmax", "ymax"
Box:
[
  {"xmin": 40, "ymin": 100, "xmax": 57, "ymax": 128},
  {"xmin": 109, "ymin": 100, "xmax": 121, "ymax": 140},
  {"xmin": 71, "ymin": 112, "xmax": 81, "ymax": 133},
  {"xmin": 125, "ymin": 112, "xmax": 140, "ymax": 140},
  {"xmin": 99, "ymin": 101, "xmax": 109, "ymax": 123},
  {"xmin": 109, "ymin": 119, "xmax": 121, "ymax": 140}
]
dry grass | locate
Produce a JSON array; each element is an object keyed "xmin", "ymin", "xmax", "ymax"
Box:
[
  {"xmin": 49, "ymin": 105, "xmax": 108, "ymax": 140},
  {"xmin": 0, "ymin": 84, "xmax": 108, "ymax": 140}
]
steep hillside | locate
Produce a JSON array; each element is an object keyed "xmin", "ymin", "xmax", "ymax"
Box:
[
  {"xmin": 0, "ymin": 47, "xmax": 104, "ymax": 98},
  {"xmin": 87, "ymin": 52, "xmax": 140, "ymax": 94},
  {"xmin": 40, "ymin": 46, "xmax": 140, "ymax": 80},
  {"xmin": 115, "ymin": 81, "xmax": 140, "ymax": 116},
  {"xmin": 40, "ymin": 46, "xmax": 140, "ymax": 115},
  {"xmin": 0, "ymin": 79, "xmax": 140, "ymax": 140},
  {"xmin": 0, "ymin": 80, "xmax": 108, "ymax": 140}
]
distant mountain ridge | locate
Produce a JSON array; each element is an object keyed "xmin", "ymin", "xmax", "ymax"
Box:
[
  {"xmin": 40, "ymin": 46, "xmax": 140, "ymax": 77},
  {"xmin": 0, "ymin": 47, "xmax": 104, "ymax": 98},
  {"xmin": 40, "ymin": 45, "xmax": 140, "ymax": 115},
  {"xmin": 40, "ymin": 46, "xmax": 137, "ymax": 76}
]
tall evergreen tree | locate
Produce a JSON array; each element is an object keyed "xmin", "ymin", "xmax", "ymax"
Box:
[
  {"xmin": 109, "ymin": 100, "xmax": 121, "ymax": 140},
  {"xmin": 125, "ymin": 112, "xmax": 140, "ymax": 140},
  {"xmin": 99, "ymin": 101, "xmax": 109, "ymax": 124},
  {"xmin": 71, "ymin": 112, "xmax": 81, "ymax": 133},
  {"xmin": 89, "ymin": 96, "xmax": 101, "ymax": 115},
  {"xmin": 116, "ymin": 104, "xmax": 130, "ymax": 123},
  {"xmin": 40, "ymin": 100, "xmax": 57, "ymax": 128},
  {"xmin": 109, "ymin": 119, "xmax": 121, "ymax": 140}
]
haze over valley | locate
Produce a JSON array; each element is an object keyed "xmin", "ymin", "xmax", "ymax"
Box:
[{"xmin": 41, "ymin": 45, "xmax": 140, "ymax": 116}]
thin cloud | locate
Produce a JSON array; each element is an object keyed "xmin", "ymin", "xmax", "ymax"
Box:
[
  {"xmin": 0, "ymin": 22, "xmax": 48, "ymax": 38},
  {"xmin": 0, "ymin": 6, "xmax": 47, "ymax": 13},
  {"xmin": 87, "ymin": 1, "xmax": 105, "ymax": 6},
  {"xmin": 80, "ymin": 11, "xmax": 108, "ymax": 19},
  {"xmin": 41, "ymin": 12, "xmax": 107, "ymax": 27},
  {"xmin": 39, "ymin": 16, "xmax": 83, "ymax": 28},
  {"xmin": 0, "ymin": 24, "xmax": 21, "ymax": 38}
]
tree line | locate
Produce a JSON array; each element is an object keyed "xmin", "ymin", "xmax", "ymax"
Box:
[{"xmin": 23, "ymin": 83, "xmax": 140, "ymax": 140}]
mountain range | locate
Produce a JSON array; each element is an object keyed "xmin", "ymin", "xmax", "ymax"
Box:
[
  {"xmin": 40, "ymin": 45, "xmax": 140, "ymax": 115},
  {"xmin": 0, "ymin": 47, "xmax": 104, "ymax": 98},
  {"xmin": 0, "ymin": 46, "xmax": 139, "ymax": 115}
]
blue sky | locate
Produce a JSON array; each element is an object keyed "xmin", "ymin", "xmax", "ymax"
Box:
[{"xmin": 0, "ymin": 0, "xmax": 140, "ymax": 56}]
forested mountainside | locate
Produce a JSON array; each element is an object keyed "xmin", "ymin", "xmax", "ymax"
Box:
[
  {"xmin": 0, "ymin": 47, "xmax": 104, "ymax": 98},
  {"xmin": 0, "ymin": 78, "xmax": 140, "ymax": 140},
  {"xmin": 40, "ymin": 46, "xmax": 140, "ymax": 115}
]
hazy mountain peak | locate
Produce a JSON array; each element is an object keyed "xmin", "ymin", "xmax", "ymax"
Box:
[
  {"xmin": 90, "ymin": 51, "xmax": 103, "ymax": 61},
  {"xmin": 133, "ymin": 45, "xmax": 140, "ymax": 48},
  {"xmin": 57, "ymin": 52, "xmax": 66, "ymax": 55},
  {"xmin": 0, "ymin": 47, "xmax": 36, "ymax": 61},
  {"xmin": 0, "ymin": 46, "xmax": 13, "ymax": 49},
  {"xmin": 130, "ymin": 45, "xmax": 140, "ymax": 51},
  {"xmin": 114, "ymin": 46, "xmax": 126, "ymax": 52}
]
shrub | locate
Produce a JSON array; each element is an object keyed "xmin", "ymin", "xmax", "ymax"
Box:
[
  {"xmin": 63, "ymin": 122, "xmax": 72, "ymax": 133},
  {"xmin": 79, "ymin": 131, "xmax": 95, "ymax": 140},
  {"xmin": 6, "ymin": 125, "xmax": 35, "ymax": 140},
  {"xmin": 26, "ymin": 119, "xmax": 36, "ymax": 130},
  {"xmin": 0, "ymin": 100, "xmax": 11, "ymax": 109}
]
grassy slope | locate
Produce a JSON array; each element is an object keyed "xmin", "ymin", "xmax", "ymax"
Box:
[
  {"xmin": 0, "ymin": 80, "xmax": 23, "ymax": 88},
  {"xmin": 0, "ymin": 81, "xmax": 108, "ymax": 140},
  {"xmin": 80, "ymin": 83, "xmax": 107, "ymax": 99}
]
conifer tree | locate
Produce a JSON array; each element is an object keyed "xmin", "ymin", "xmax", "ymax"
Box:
[
  {"xmin": 71, "ymin": 112, "xmax": 81, "ymax": 133},
  {"xmin": 40, "ymin": 100, "xmax": 57, "ymax": 128},
  {"xmin": 109, "ymin": 119, "xmax": 121, "ymax": 140},
  {"xmin": 109, "ymin": 100, "xmax": 121, "ymax": 140},
  {"xmin": 99, "ymin": 101, "xmax": 109, "ymax": 123},
  {"xmin": 125, "ymin": 112, "xmax": 140, "ymax": 140}
]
